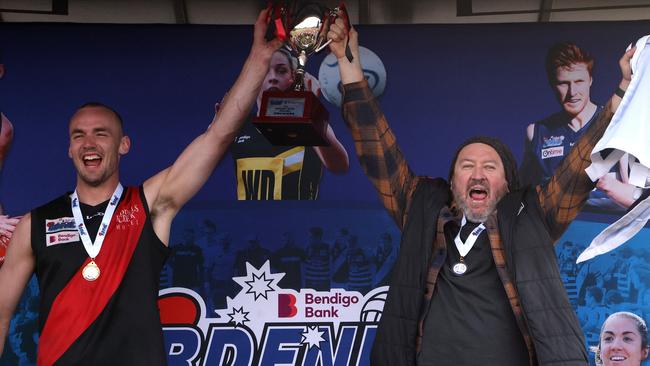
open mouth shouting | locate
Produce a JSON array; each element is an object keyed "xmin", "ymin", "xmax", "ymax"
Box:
[{"xmin": 468, "ymin": 184, "xmax": 489, "ymax": 204}]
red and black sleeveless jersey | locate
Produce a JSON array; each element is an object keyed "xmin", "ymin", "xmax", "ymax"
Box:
[{"xmin": 30, "ymin": 186, "xmax": 169, "ymax": 365}]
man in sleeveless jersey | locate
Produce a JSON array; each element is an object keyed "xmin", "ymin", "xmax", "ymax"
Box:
[
  {"xmin": 520, "ymin": 42, "xmax": 642, "ymax": 210},
  {"xmin": 0, "ymin": 9, "xmax": 283, "ymax": 365},
  {"xmin": 230, "ymin": 48, "xmax": 350, "ymax": 200}
]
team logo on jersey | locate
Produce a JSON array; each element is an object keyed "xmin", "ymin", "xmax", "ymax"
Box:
[
  {"xmin": 115, "ymin": 204, "xmax": 140, "ymax": 229},
  {"xmin": 45, "ymin": 217, "xmax": 79, "ymax": 246},
  {"xmin": 542, "ymin": 135, "xmax": 565, "ymax": 148},
  {"xmin": 541, "ymin": 146, "xmax": 564, "ymax": 159}
]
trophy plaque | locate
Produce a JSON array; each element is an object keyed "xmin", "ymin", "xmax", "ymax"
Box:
[{"xmin": 253, "ymin": 1, "xmax": 350, "ymax": 146}]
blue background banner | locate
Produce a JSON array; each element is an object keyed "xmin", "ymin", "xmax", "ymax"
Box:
[{"xmin": 1, "ymin": 20, "xmax": 649, "ymax": 365}]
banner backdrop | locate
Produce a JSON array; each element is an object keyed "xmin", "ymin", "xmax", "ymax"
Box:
[{"xmin": 1, "ymin": 19, "xmax": 650, "ymax": 365}]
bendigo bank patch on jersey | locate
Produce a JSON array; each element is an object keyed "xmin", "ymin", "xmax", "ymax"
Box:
[{"xmin": 45, "ymin": 217, "xmax": 79, "ymax": 246}]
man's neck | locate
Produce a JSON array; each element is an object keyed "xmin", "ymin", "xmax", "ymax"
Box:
[
  {"xmin": 75, "ymin": 179, "xmax": 121, "ymax": 206},
  {"xmin": 567, "ymin": 101, "xmax": 597, "ymax": 132}
]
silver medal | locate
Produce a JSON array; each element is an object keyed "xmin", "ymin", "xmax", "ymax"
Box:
[{"xmin": 452, "ymin": 262, "xmax": 467, "ymax": 275}]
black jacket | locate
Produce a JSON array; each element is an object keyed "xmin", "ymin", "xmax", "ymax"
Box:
[{"xmin": 371, "ymin": 178, "xmax": 587, "ymax": 366}]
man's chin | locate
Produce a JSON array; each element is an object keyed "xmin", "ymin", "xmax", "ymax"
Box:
[
  {"xmin": 465, "ymin": 211, "xmax": 488, "ymax": 223},
  {"xmin": 464, "ymin": 204, "xmax": 493, "ymax": 222},
  {"xmin": 563, "ymin": 104, "xmax": 583, "ymax": 116},
  {"xmin": 78, "ymin": 173, "xmax": 108, "ymax": 187}
]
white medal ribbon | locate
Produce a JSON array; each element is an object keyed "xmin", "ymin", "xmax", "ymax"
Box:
[
  {"xmin": 71, "ymin": 183, "xmax": 123, "ymax": 260},
  {"xmin": 453, "ymin": 215, "xmax": 486, "ymax": 258}
]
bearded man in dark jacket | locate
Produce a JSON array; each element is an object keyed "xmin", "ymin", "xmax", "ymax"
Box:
[{"xmin": 326, "ymin": 17, "xmax": 635, "ymax": 366}]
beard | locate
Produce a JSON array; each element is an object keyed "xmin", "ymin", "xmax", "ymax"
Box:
[{"xmin": 452, "ymin": 178, "xmax": 509, "ymax": 223}]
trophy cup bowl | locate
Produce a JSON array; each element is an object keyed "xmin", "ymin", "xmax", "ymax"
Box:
[{"xmin": 253, "ymin": 4, "xmax": 335, "ymax": 146}]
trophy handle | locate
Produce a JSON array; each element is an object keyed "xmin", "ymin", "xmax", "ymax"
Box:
[
  {"xmin": 266, "ymin": 1, "xmax": 354, "ymax": 62},
  {"xmin": 265, "ymin": 1, "xmax": 290, "ymax": 42}
]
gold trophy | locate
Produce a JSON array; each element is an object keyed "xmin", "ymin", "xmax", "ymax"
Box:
[{"xmin": 253, "ymin": 1, "xmax": 350, "ymax": 146}]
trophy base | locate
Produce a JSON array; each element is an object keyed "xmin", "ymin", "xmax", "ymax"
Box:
[{"xmin": 253, "ymin": 90, "xmax": 330, "ymax": 146}]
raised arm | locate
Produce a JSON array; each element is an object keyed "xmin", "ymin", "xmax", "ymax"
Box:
[
  {"xmin": 143, "ymin": 9, "xmax": 282, "ymax": 243},
  {"xmin": 538, "ymin": 47, "xmax": 635, "ymax": 241},
  {"xmin": 0, "ymin": 214, "xmax": 35, "ymax": 357},
  {"xmin": 328, "ymin": 18, "xmax": 418, "ymax": 229}
]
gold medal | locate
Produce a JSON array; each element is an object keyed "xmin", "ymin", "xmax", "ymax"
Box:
[
  {"xmin": 82, "ymin": 260, "xmax": 101, "ymax": 281},
  {"xmin": 71, "ymin": 184, "xmax": 123, "ymax": 284}
]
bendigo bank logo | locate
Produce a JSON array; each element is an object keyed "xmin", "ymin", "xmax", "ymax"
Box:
[
  {"xmin": 278, "ymin": 293, "xmax": 297, "ymax": 317},
  {"xmin": 159, "ymin": 261, "xmax": 386, "ymax": 365},
  {"xmin": 278, "ymin": 292, "xmax": 361, "ymax": 318}
]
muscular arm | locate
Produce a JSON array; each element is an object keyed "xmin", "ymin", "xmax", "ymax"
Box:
[
  {"xmin": 143, "ymin": 9, "xmax": 282, "ymax": 243},
  {"xmin": 0, "ymin": 214, "xmax": 34, "ymax": 357},
  {"xmin": 538, "ymin": 48, "xmax": 635, "ymax": 241},
  {"xmin": 329, "ymin": 20, "xmax": 418, "ymax": 229}
]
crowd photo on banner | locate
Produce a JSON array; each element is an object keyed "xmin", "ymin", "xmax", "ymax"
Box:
[{"xmin": 1, "ymin": 6, "xmax": 650, "ymax": 366}]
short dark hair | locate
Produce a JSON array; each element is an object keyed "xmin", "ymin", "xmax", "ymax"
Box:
[
  {"xmin": 76, "ymin": 102, "xmax": 124, "ymax": 131},
  {"xmin": 545, "ymin": 41, "xmax": 594, "ymax": 84}
]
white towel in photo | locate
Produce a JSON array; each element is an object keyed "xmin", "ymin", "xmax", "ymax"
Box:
[{"xmin": 578, "ymin": 35, "xmax": 650, "ymax": 263}]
